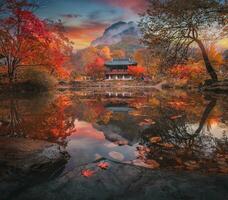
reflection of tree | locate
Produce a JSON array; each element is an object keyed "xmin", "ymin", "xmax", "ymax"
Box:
[
  {"xmin": 0, "ymin": 95, "xmax": 77, "ymax": 144},
  {"xmin": 140, "ymin": 97, "xmax": 228, "ymax": 173},
  {"xmin": 8, "ymin": 99, "xmax": 25, "ymax": 137},
  {"xmin": 195, "ymin": 98, "xmax": 217, "ymax": 134},
  {"xmin": 0, "ymin": 99, "xmax": 25, "ymax": 137}
]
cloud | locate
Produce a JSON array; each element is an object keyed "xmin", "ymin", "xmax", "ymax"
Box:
[
  {"xmin": 64, "ymin": 22, "xmax": 109, "ymax": 49},
  {"xmin": 87, "ymin": 9, "xmax": 118, "ymax": 21},
  {"xmin": 101, "ymin": 0, "xmax": 147, "ymax": 13},
  {"xmin": 60, "ymin": 14, "xmax": 81, "ymax": 19}
]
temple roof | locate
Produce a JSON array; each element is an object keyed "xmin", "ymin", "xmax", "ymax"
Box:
[{"xmin": 105, "ymin": 58, "xmax": 137, "ymax": 66}]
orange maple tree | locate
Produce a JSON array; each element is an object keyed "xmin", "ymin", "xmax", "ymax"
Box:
[{"xmin": 169, "ymin": 65, "xmax": 204, "ymax": 80}]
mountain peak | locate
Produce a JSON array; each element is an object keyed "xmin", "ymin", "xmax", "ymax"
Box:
[{"xmin": 91, "ymin": 21, "xmax": 140, "ymax": 46}]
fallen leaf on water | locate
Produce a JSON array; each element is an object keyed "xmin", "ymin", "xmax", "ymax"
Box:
[
  {"xmin": 184, "ymin": 160, "xmax": 199, "ymax": 170},
  {"xmin": 170, "ymin": 115, "xmax": 182, "ymax": 120},
  {"xmin": 149, "ymin": 136, "xmax": 162, "ymax": 144},
  {"xmin": 109, "ymin": 151, "xmax": 124, "ymax": 161},
  {"xmin": 159, "ymin": 143, "xmax": 174, "ymax": 148},
  {"xmin": 81, "ymin": 169, "xmax": 95, "ymax": 178},
  {"xmin": 145, "ymin": 159, "xmax": 160, "ymax": 169},
  {"xmin": 133, "ymin": 159, "xmax": 160, "ymax": 169},
  {"xmin": 98, "ymin": 162, "xmax": 109, "ymax": 170},
  {"xmin": 144, "ymin": 119, "xmax": 156, "ymax": 124},
  {"xmin": 139, "ymin": 119, "xmax": 156, "ymax": 126}
]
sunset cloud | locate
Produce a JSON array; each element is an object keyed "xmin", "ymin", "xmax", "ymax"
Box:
[
  {"xmin": 37, "ymin": 0, "xmax": 148, "ymax": 49},
  {"xmin": 64, "ymin": 22, "xmax": 109, "ymax": 49},
  {"xmin": 101, "ymin": 0, "xmax": 148, "ymax": 12}
]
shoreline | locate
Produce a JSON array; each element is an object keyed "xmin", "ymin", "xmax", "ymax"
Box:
[{"xmin": 1, "ymin": 79, "xmax": 228, "ymax": 95}]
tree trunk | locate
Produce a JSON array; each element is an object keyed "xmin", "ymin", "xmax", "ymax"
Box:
[
  {"xmin": 195, "ymin": 39, "xmax": 218, "ymax": 82},
  {"xmin": 7, "ymin": 64, "xmax": 16, "ymax": 84}
]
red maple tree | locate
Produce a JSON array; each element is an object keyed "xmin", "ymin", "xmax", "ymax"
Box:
[
  {"xmin": 128, "ymin": 66, "xmax": 145, "ymax": 78},
  {"xmin": 0, "ymin": 0, "xmax": 72, "ymax": 83},
  {"xmin": 85, "ymin": 57, "xmax": 105, "ymax": 80}
]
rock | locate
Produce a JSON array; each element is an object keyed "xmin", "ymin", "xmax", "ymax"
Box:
[
  {"xmin": 9, "ymin": 160, "xmax": 228, "ymax": 200},
  {"xmin": 0, "ymin": 137, "xmax": 69, "ymax": 199},
  {"xmin": 0, "ymin": 137, "xmax": 69, "ymax": 172}
]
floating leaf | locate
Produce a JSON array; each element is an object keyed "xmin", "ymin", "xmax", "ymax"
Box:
[
  {"xmin": 133, "ymin": 159, "xmax": 160, "ymax": 169},
  {"xmin": 144, "ymin": 119, "xmax": 156, "ymax": 124},
  {"xmin": 170, "ymin": 115, "xmax": 182, "ymax": 120},
  {"xmin": 139, "ymin": 119, "xmax": 156, "ymax": 126},
  {"xmin": 109, "ymin": 151, "xmax": 124, "ymax": 161},
  {"xmin": 159, "ymin": 143, "xmax": 174, "ymax": 148},
  {"xmin": 184, "ymin": 161, "xmax": 199, "ymax": 170},
  {"xmin": 145, "ymin": 159, "xmax": 160, "ymax": 169},
  {"xmin": 149, "ymin": 136, "xmax": 162, "ymax": 144},
  {"xmin": 98, "ymin": 162, "xmax": 109, "ymax": 170},
  {"xmin": 81, "ymin": 169, "xmax": 95, "ymax": 178}
]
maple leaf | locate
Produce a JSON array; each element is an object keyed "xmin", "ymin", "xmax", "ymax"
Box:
[
  {"xmin": 81, "ymin": 169, "xmax": 94, "ymax": 178},
  {"xmin": 149, "ymin": 136, "xmax": 162, "ymax": 144},
  {"xmin": 98, "ymin": 162, "xmax": 109, "ymax": 170}
]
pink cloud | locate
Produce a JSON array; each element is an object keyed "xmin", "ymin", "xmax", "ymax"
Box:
[{"xmin": 104, "ymin": 0, "xmax": 147, "ymax": 12}]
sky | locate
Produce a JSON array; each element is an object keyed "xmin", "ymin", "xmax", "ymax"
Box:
[{"xmin": 35, "ymin": 0, "xmax": 148, "ymax": 49}]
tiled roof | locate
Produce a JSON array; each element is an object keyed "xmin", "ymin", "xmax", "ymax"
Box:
[{"xmin": 105, "ymin": 58, "xmax": 137, "ymax": 66}]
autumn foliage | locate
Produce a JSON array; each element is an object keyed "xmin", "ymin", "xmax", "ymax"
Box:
[
  {"xmin": 85, "ymin": 57, "xmax": 105, "ymax": 80},
  {"xmin": 0, "ymin": 0, "xmax": 72, "ymax": 83},
  {"xmin": 128, "ymin": 66, "xmax": 145, "ymax": 78},
  {"xmin": 169, "ymin": 65, "xmax": 204, "ymax": 80}
]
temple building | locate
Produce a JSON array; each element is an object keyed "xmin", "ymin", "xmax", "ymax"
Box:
[{"xmin": 105, "ymin": 58, "xmax": 137, "ymax": 80}]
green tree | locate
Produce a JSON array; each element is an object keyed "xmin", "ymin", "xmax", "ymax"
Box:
[{"xmin": 139, "ymin": 0, "xmax": 227, "ymax": 82}]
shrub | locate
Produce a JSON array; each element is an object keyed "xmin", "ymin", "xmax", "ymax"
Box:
[{"xmin": 22, "ymin": 68, "xmax": 57, "ymax": 91}]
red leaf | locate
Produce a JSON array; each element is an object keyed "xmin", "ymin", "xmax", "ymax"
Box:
[
  {"xmin": 98, "ymin": 162, "xmax": 109, "ymax": 170},
  {"xmin": 81, "ymin": 169, "xmax": 95, "ymax": 177}
]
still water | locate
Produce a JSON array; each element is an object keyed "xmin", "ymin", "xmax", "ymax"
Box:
[{"xmin": 0, "ymin": 89, "xmax": 227, "ymax": 173}]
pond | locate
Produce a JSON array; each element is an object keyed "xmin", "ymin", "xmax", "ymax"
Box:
[{"xmin": 0, "ymin": 89, "xmax": 228, "ymax": 199}]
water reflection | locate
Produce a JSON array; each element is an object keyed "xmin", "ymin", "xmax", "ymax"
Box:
[
  {"xmin": 140, "ymin": 96, "xmax": 227, "ymax": 172},
  {"xmin": 0, "ymin": 90, "xmax": 227, "ymax": 173}
]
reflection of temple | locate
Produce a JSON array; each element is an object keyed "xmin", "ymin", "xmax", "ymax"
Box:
[
  {"xmin": 105, "ymin": 58, "xmax": 137, "ymax": 80},
  {"xmin": 106, "ymin": 92, "xmax": 133, "ymax": 97}
]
